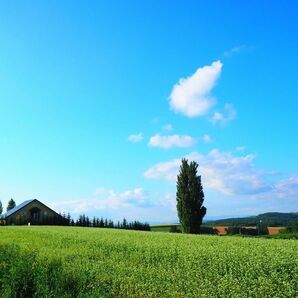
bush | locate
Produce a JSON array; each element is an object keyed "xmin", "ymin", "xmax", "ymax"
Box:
[
  {"xmin": 169, "ymin": 225, "xmax": 181, "ymax": 233},
  {"xmin": 281, "ymin": 225, "xmax": 298, "ymax": 234},
  {"xmin": 227, "ymin": 226, "xmax": 268, "ymax": 236},
  {"xmin": 199, "ymin": 226, "xmax": 218, "ymax": 235}
]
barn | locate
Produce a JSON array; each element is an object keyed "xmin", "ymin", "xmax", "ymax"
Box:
[{"xmin": 0, "ymin": 199, "xmax": 64, "ymax": 225}]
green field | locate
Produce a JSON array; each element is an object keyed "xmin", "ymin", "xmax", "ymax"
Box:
[{"xmin": 0, "ymin": 227, "xmax": 297, "ymax": 297}]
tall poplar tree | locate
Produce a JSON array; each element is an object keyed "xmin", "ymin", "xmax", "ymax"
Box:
[
  {"xmin": 176, "ymin": 159, "xmax": 206, "ymax": 234},
  {"xmin": 0, "ymin": 200, "xmax": 3, "ymax": 215}
]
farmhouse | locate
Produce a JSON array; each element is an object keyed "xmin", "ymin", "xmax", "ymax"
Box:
[{"xmin": 0, "ymin": 199, "xmax": 63, "ymax": 225}]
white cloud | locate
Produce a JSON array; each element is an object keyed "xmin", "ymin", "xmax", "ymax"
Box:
[
  {"xmin": 144, "ymin": 158, "xmax": 181, "ymax": 181},
  {"xmin": 163, "ymin": 124, "xmax": 173, "ymax": 132},
  {"xmin": 224, "ymin": 45, "xmax": 246, "ymax": 57},
  {"xmin": 128, "ymin": 133, "xmax": 143, "ymax": 143},
  {"xmin": 169, "ymin": 61, "xmax": 222, "ymax": 117},
  {"xmin": 274, "ymin": 175, "xmax": 298, "ymax": 199},
  {"xmin": 148, "ymin": 134, "xmax": 196, "ymax": 149},
  {"xmin": 211, "ymin": 103, "xmax": 236, "ymax": 125},
  {"xmin": 50, "ymin": 188, "xmax": 178, "ymax": 223},
  {"xmin": 51, "ymin": 187, "xmax": 148, "ymax": 214},
  {"xmin": 202, "ymin": 134, "xmax": 212, "ymax": 144},
  {"xmin": 144, "ymin": 149, "xmax": 274, "ymax": 195},
  {"xmin": 236, "ymin": 146, "xmax": 246, "ymax": 152}
]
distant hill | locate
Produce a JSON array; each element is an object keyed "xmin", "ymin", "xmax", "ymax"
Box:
[{"xmin": 206, "ymin": 212, "xmax": 298, "ymax": 227}]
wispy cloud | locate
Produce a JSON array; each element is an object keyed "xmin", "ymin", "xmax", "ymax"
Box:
[
  {"xmin": 50, "ymin": 188, "xmax": 178, "ymax": 223},
  {"xmin": 51, "ymin": 187, "xmax": 148, "ymax": 214},
  {"xmin": 224, "ymin": 45, "xmax": 246, "ymax": 57},
  {"xmin": 169, "ymin": 61, "xmax": 222, "ymax": 117},
  {"xmin": 148, "ymin": 134, "xmax": 196, "ymax": 149},
  {"xmin": 128, "ymin": 133, "xmax": 143, "ymax": 143},
  {"xmin": 202, "ymin": 134, "xmax": 212, "ymax": 144},
  {"xmin": 163, "ymin": 124, "xmax": 173, "ymax": 132},
  {"xmin": 236, "ymin": 146, "xmax": 246, "ymax": 152},
  {"xmin": 211, "ymin": 104, "xmax": 236, "ymax": 125}
]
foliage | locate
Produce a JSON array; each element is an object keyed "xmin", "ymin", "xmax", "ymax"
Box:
[
  {"xmin": 0, "ymin": 200, "xmax": 2, "ymax": 215},
  {"xmin": 199, "ymin": 226, "xmax": 218, "ymax": 235},
  {"xmin": 74, "ymin": 215, "xmax": 150, "ymax": 231},
  {"xmin": 176, "ymin": 159, "xmax": 206, "ymax": 234},
  {"xmin": 256, "ymin": 222, "xmax": 269, "ymax": 235},
  {"xmin": 169, "ymin": 225, "xmax": 181, "ymax": 233},
  {"xmin": 0, "ymin": 227, "xmax": 297, "ymax": 297},
  {"xmin": 281, "ymin": 224, "xmax": 298, "ymax": 234},
  {"xmin": 6, "ymin": 198, "xmax": 16, "ymax": 212},
  {"xmin": 227, "ymin": 226, "xmax": 268, "ymax": 236}
]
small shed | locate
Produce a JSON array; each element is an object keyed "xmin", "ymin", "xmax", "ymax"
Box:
[{"xmin": 0, "ymin": 199, "xmax": 63, "ymax": 225}]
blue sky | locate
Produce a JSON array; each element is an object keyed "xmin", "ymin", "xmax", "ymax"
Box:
[{"xmin": 0, "ymin": 1, "xmax": 297, "ymax": 222}]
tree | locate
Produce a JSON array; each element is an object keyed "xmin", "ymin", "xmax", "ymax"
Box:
[
  {"xmin": 7, "ymin": 198, "xmax": 16, "ymax": 212},
  {"xmin": 0, "ymin": 200, "xmax": 2, "ymax": 215},
  {"xmin": 176, "ymin": 159, "xmax": 206, "ymax": 234}
]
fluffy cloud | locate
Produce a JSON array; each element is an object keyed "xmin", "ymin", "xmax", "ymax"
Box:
[
  {"xmin": 202, "ymin": 134, "xmax": 212, "ymax": 144},
  {"xmin": 169, "ymin": 61, "xmax": 222, "ymax": 117},
  {"xmin": 144, "ymin": 158, "xmax": 181, "ymax": 181},
  {"xmin": 144, "ymin": 149, "xmax": 282, "ymax": 196},
  {"xmin": 211, "ymin": 104, "xmax": 236, "ymax": 125},
  {"xmin": 128, "ymin": 133, "xmax": 143, "ymax": 143},
  {"xmin": 148, "ymin": 134, "xmax": 196, "ymax": 149}
]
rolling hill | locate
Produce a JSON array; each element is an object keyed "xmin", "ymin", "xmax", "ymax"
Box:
[{"xmin": 206, "ymin": 212, "xmax": 298, "ymax": 227}]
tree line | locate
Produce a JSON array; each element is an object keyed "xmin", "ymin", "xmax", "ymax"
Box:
[
  {"xmin": 30, "ymin": 213, "xmax": 150, "ymax": 231},
  {"xmin": 71, "ymin": 214, "xmax": 150, "ymax": 231}
]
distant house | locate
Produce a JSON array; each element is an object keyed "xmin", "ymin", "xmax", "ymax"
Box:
[{"xmin": 0, "ymin": 199, "xmax": 64, "ymax": 225}]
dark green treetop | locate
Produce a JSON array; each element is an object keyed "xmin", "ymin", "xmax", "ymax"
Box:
[{"xmin": 7, "ymin": 198, "xmax": 16, "ymax": 212}]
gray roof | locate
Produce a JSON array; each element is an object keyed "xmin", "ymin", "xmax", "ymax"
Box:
[{"xmin": 0, "ymin": 200, "xmax": 35, "ymax": 219}]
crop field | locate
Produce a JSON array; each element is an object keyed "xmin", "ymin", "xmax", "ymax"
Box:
[{"xmin": 0, "ymin": 227, "xmax": 297, "ymax": 297}]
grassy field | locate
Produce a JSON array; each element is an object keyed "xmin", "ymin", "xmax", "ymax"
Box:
[{"xmin": 0, "ymin": 227, "xmax": 297, "ymax": 297}]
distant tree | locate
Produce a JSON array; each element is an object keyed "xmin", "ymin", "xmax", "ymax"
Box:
[
  {"xmin": 176, "ymin": 159, "xmax": 206, "ymax": 234},
  {"xmin": 122, "ymin": 218, "xmax": 127, "ymax": 229},
  {"xmin": 257, "ymin": 221, "xmax": 269, "ymax": 235},
  {"xmin": 66, "ymin": 213, "xmax": 71, "ymax": 225},
  {"xmin": 86, "ymin": 216, "xmax": 90, "ymax": 227},
  {"xmin": 92, "ymin": 217, "xmax": 96, "ymax": 227},
  {"xmin": 108, "ymin": 220, "xmax": 114, "ymax": 228},
  {"xmin": 7, "ymin": 198, "xmax": 16, "ymax": 212},
  {"xmin": 0, "ymin": 200, "xmax": 2, "ymax": 215}
]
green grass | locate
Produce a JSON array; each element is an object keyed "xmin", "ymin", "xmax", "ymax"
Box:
[
  {"xmin": 0, "ymin": 226, "xmax": 298, "ymax": 297},
  {"xmin": 265, "ymin": 232, "xmax": 298, "ymax": 240}
]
